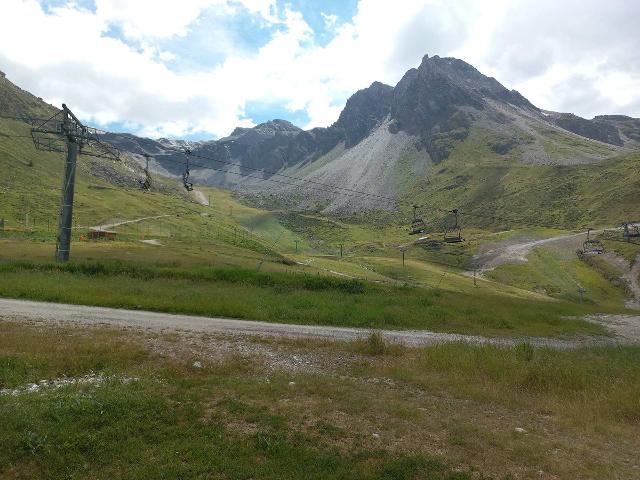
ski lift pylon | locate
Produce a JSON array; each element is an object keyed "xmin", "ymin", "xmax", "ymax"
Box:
[
  {"xmin": 182, "ymin": 148, "xmax": 194, "ymax": 191},
  {"xmin": 138, "ymin": 153, "xmax": 152, "ymax": 191}
]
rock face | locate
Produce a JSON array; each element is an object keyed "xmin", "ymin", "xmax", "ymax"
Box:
[
  {"xmin": 593, "ymin": 115, "xmax": 640, "ymax": 144},
  {"xmin": 222, "ymin": 119, "xmax": 302, "ymax": 148},
  {"xmin": 390, "ymin": 55, "xmax": 538, "ymax": 161},
  {"xmin": 548, "ymin": 113, "xmax": 623, "ymax": 146},
  {"xmin": 198, "ymin": 119, "xmax": 303, "ymax": 175},
  {"xmin": 334, "ymin": 81, "xmax": 394, "ymax": 147}
]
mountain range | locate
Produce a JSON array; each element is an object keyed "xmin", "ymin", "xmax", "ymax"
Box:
[{"xmin": 1, "ymin": 56, "xmax": 639, "ymax": 228}]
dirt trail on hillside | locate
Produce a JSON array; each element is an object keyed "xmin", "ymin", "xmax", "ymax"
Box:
[
  {"xmin": 625, "ymin": 255, "xmax": 640, "ymax": 310},
  {"xmin": 91, "ymin": 215, "xmax": 172, "ymax": 231},
  {"xmin": 191, "ymin": 190, "xmax": 210, "ymax": 206},
  {"xmin": 2, "ymin": 298, "xmax": 639, "ymax": 349},
  {"xmin": 599, "ymin": 252, "xmax": 640, "ymax": 310},
  {"xmin": 471, "ymin": 231, "xmax": 586, "ymax": 273}
]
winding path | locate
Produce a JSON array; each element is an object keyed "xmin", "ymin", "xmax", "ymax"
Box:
[
  {"xmin": 471, "ymin": 231, "xmax": 586, "ymax": 273},
  {"xmin": 625, "ymin": 254, "xmax": 640, "ymax": 309},
  {"xmin": 1, "ymin": 298, "xmax": 639, "ymax": 349},
  {"xmin": 90, "ymin": 215, "xmax": 172, "ymax": 231}
]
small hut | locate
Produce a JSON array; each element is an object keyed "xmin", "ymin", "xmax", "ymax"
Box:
[{"xmin": 88, "ymin": 229, "xmax": 117, "ymax": 240}]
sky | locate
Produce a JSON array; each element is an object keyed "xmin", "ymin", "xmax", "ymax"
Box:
[{"xmin": 0, "ymin": 0, "xmax": 638, "ymax": 140}]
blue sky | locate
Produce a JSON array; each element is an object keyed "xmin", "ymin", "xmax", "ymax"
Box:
[
  {"xmin": 2, "ymin": 0, "xmax": 639, "ymax": 140},
  {"xmin": 90, "ymin": 0, "xmax": 358, "ymax": 138}
]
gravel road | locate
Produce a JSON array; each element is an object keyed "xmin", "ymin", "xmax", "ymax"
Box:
[
  {"xmin": 2, "ymin": 298, "xmax": 639, "ymax": 349},
  {"xmin": 626, "ymin": 254, "xmax": 640, "ymax": 310}
]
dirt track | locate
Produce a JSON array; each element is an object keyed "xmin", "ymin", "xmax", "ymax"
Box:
[
  {"xmin": 471, "ymin": 231, "xmax": 586, "ymax": 272},
  {"xmin": 91, "ymin": 215, "xmax": 172, "ymax": 231},
  {"xmin": 2, "ymin": 298, "xmax": 639, "ymax": 348},
  {"xmin": 626, "ymin": 254, "xmax": 640, "ymax": 309}
]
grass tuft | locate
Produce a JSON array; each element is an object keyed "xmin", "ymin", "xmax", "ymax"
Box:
[{"xmin": 366, "ymin": 331, "xmax": 388, "ymax": 356}]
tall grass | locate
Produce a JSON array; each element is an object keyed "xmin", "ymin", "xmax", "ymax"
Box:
[
  {"xmin": 0, "ymin": 260, "xmax": 611, "ymax": 336},
  {"xmin": 0, "ymin": 260, "xmax": 366, "ymax": 294},
  {"xmin": 386, "ymin": 343, "xmax": 640, "ymax": 424}
]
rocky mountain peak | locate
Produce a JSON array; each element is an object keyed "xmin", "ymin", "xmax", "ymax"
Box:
[
  {"xmin": 256, "ymin": 119, "xmax": 301, "ymax": 134},
  {"xmin": 224, "ymin": 119, "xmax": 303, "ymax": 149},
  {"xmin": 9, "ymin": 51, "xmax": 635, "ymax": 203},
  {"xmin": 414, "ymin": 54, "xmax": 537, "ymax": 110},
  {"xmin": 388, "ymin": 53, "xmax": 541, "ymax": 161},
  {"xmin": 334, "ymin": 81, "xmax": 394, "ymax": 147}
]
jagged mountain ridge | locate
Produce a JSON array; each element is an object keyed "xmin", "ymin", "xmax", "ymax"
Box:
[
  {"xmin": 1, "ymin": 56, "xmax": 639, "ymax": 221},
  {"xmin": 102, "ymin": 55, "xmax": 639, "ymax": 191}
]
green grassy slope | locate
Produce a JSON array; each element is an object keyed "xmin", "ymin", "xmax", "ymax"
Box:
[
  {"xmin": 0, "ymin": 117, "xmax": 289, "ymax": 258},
  {"xmin": 1, "ymin": 74, "xmax": 637, "ymax": 332},
  {"xmin": 2, "ymin": 115, "xmax": 636, "ymax": 320},
  {"xmin": 399, "ymin": 128, "xmax": 640, "ymax": 230}
]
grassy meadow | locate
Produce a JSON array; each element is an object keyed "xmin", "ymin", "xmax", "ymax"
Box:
[
  {"xmin": 2, "ymin": 113, "xmax": 637, "ymax": 332},
  {"xmin": 0, "ymin": 259, "xmax": 610, "ymax": 336},
  {"xmin": 395, "ymin": 128, "xmax": 640, "ymax": 234},
  {"xmin": 1, "ymin": 322, "xmax": 638, "ymax": 479}
]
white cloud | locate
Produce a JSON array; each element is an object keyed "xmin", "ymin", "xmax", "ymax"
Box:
[
  {"xmin": 454, "ymin": 0, "xmax": 640, "ymax": 118},
  {"xmin": 158, "ymin": 50, "xmax": 176, "ymax": 62},
  {"xmin": 0, "ymin": 0, "xmax": 279, "ymax": 137},
  {"xmin": 321, "ymin": 12, "xmax": 338, "ymax": 29},
  {"xmin": 94, "ymin": 0, "xmax": 277, "ymax": 39},
  {"xmin": 266, "ymin": 0, "xmax": 474, "ymax": 128},
  {"xmin": 0, "ymin": 0, "xmax": 638, "ymax": 141},
  {"xmin": 94, "ymin": 0, "xmax": 222, "ymax": 39}
]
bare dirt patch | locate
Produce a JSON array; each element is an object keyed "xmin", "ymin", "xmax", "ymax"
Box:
[
  {"xmin": 625, "ymin": 255, "xmax": 640, "ymax": 310},
  {"xmin": 471, "ymin": 232, "xmax": 585, "ymax": 273}
]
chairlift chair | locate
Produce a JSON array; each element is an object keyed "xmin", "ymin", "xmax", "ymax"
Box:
[
  {"xmin": 622, "ymin": 221, "xmax": 640, "ymax": 239},
  {"xmin": 443, "ymin": 208, "xmax": 464, "ymax": 243},
  {"xmin": 409, "ymin": 204, "xmax": 427, "ymax": 235},
  {"xmin": 582, "ymin": 228, "xmax": 604, "ymax": 255}
]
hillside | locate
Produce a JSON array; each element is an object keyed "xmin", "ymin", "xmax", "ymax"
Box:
[
  {"xmin": 1, "ymin": 55, "xmax": 639, "ymax": 235},
  {"xmin": 0, "ymin": 74, "xmax": 294, "ymax": 269},
  {"xmin": 0, "ymin": 70, "xmax": 57, "ymax": 119}
]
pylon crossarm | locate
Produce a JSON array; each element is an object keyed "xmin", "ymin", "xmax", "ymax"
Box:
[
  {"xmin": 23, "ymin": 105, "xmax": 120, "ymax": 161},
  {"xmin": 77, "ymin": 138, "xmax": 120, "ymax": 160},
  {"xmin": 31, "ymin": 133, "xmax": 67, "ymax": 154}
]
